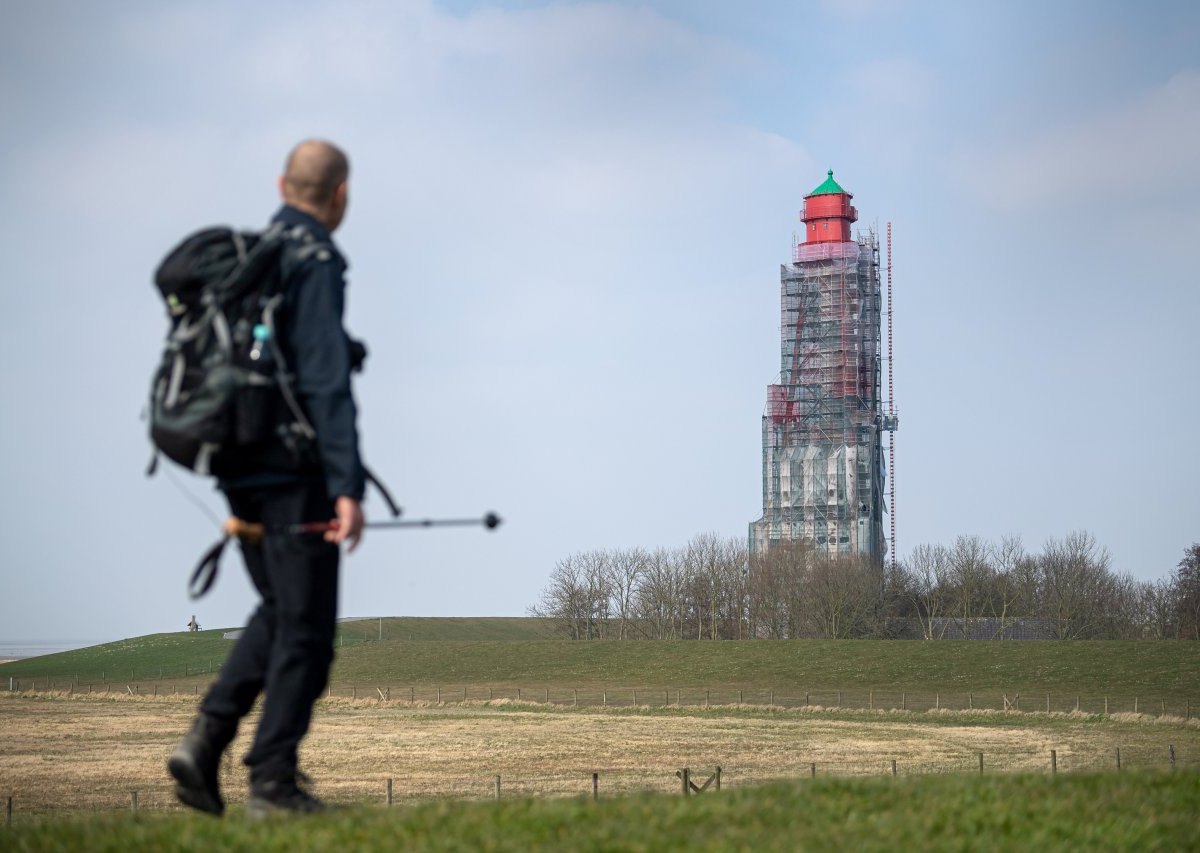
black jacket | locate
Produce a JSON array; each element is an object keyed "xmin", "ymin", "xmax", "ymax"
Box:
[{"xmin": 218, "ymin": 205, "xmax": 366, "ymax": 501}]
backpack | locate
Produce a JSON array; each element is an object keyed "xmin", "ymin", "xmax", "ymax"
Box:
[{"xmin": 147, "ymin": 222, "xmax": 318, "ymax": 475}]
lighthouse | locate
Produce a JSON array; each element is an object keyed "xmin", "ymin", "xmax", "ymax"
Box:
[{"xmin": 749, "ymin": 171, "xmax": 886, "ymax": 559}]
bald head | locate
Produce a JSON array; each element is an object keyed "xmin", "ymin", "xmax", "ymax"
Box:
[{"xmin": 279, "ymin": 139, "xmax": 350, "ymax": 230}]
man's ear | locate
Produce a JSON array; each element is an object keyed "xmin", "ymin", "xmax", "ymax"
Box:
[{"xmin": 277, "ymin": 175, "xmax": 288, "ymax": 201}]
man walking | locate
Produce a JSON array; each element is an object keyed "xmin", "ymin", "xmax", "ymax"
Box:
[{"xmin": 168, "ymin": 140, "xmax": 366, "ymax": 817}]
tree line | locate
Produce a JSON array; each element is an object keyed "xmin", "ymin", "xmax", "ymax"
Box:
[{"xmin": 529, "ymin": 533, "xmax": 1200, "ymax": 641}]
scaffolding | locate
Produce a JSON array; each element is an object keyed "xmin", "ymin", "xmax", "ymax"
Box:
[{"xmin": 750, "ymin": 231, "xmax": 886, "ymax": 559}]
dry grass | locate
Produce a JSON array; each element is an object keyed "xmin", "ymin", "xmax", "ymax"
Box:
[{"xmin": 1, "ymin": 692, "xmax": 1197, "ymax": 814}]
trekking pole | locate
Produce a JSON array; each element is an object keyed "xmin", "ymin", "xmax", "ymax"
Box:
[
  {"xmin": 224, "ymin": 513, "xmax": 502, "ymax": 543},
  {"xmin": 189, "ymin": 512, "xmax": 502, "ymax": 598}
]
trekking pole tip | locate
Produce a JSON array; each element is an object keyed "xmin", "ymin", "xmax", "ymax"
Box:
[{"xmin": 484, "ymin": 512, "xmax": 502, "ymax": 530}]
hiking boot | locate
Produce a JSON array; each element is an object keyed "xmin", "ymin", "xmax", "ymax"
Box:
[
  {"xmin": 167, "ymin": 714, "xmax": 234, "ymax": 817},
  {"xmin": 246, "ymin": 774, "xmax": 326, "ymax": 818}
]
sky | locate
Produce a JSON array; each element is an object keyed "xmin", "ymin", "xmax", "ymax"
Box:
[{"xmin": 2, "ymin": 0, "xmax": 1198, "ymax": 643}]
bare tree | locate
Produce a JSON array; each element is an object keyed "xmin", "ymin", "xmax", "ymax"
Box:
[
  {"xmin": 605, "ymin": 548, "xmax": 647, "ymax": 640},
  {"xmin": 1037, "ymin": 531, "xmax": 1113, "ymax": 639},
  {"xmin": 947, "ymin": 535, "xmax": 994, "ymax": 637},
  {"xmin": 719, "ymin": 538, "xmax": 750, "ymax": 639},
  {"xmin": 1175, "ymin": 544, "xmax": 1200, "ymax": 640},
  {"xmin": 906, "ymin": 543, "xmax": 952, "ymax": 640},
  {"xmin": 682, "ymin": 533, "xmax": 727, "ymax": 640},
  {"xmin": 578, "ymin": 550, "xmax": 612, "ymax": 639},
  {"xmin": 529, "ymin": 553, "xmax": 589, "ymax": 639},
  {"xmin": 1139, "ymin": 578, "xmax": 1176, "ymax": 640},
  {"xmin": 803, "ymin": 554, "xmax": 879, "ymax": 639},
  {"xmin": 747, "ymin": 547, "xmax": 786, "ymax": 639},
  {"xmin": 988, "ymin": 535, "xmax": 1036, "ymax": 638},
  {"xmin": 634, "ymin": 547, "xmax": 683, "ymax": 639},
  {"xmin": 748, "ymin": 540, "xmax": 815, "ymax": 638}
]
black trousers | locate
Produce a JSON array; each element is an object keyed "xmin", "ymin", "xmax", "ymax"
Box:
[{"xmin": 200, "ymin": 480, "xmax": 339, "ymax": 783}]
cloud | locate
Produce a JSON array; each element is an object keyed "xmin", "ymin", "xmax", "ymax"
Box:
[{"xmin": 952, "ymin": 70, "xmax": 1200, "ymax": 209}]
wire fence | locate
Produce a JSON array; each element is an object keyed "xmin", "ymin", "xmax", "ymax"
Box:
[{"xmin": 3, "ymin": 745, "xmax": 1196, "ymax": 826}]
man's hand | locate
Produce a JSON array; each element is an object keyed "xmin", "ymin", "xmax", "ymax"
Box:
[{"xmin": 327, "ymin": 496, "xmax": 365, "ymax": 552}]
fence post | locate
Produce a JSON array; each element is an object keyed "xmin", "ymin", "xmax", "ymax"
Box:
[
  {"xmin": 437, "ymin": 687, "xmax": 441, "ymax": 703},
  {"xmin": 1116, "ymin": 747, "xmax": 1121, "ymax": 770},
  {"xmin": 715, "ymin": 767, "xmax": 721, "ymax": 791},
  {"xmin": 1134, "ymin": 697, "xmax": 1138, "ymax": 714},
  {"xmin": 935, "ymin": 692, "xmax": 939, "ymax": 711},
  {"xmin": 1170, "ymin": 745, "xmax": 1176, "ymax": 771},
  {"xmin": 738, "ymin": 690, "xmax": 743, "ymax": 705},
  {"xmin": 1046, "ymin": 694, "xmax": 1050, "ymax": 713},
  {"xmin": 1077, "ymin": 696, "xmax": 1081, "ymax": 713},
  {"xmin": 805, "ymin": 692, "xmax": 810, "ymax": 707},
  {"xmin": 869, "ymin": 690, "xmax": 873, "ymax": 710},
  {"xmin": 1050, "ymin": 750, "xmax": 1057, "ymax": 774},
  {"xmin": 602, "ymin": 690, "xmax": 606, "ymax": 706},
  {"xmin": 705, "ymin": 690, "xmax": 709, "ymax": 709},
  {"xmin": 837, "ymin": 690, "xmax": 842, "ymax": 708},
  {"xmin": 592, "ymin": 772, "xmax": 599, "ymax": 801},
  {"xmin": 968, "ymin": 692, "xmax": 973, "ymax": 710},
  {"xmin": 6, "ymin": 796, "xmax": 11, "ymax": 827},
  {"xmin": 386, "ymin": 778, "xmax": 393, "ymax": 806},
  {"xmin": 901, "ymin": 692, "xmax": 906, "ymax": 711},
  {"xmin": 978, "ymin": 752, "xmax": 984, "ymax": 774},
  {"xmin": 574, "ymin": 689, "xmax": 577, "ymax": 707},
  {"xmin": 495, "ymin": 775, "xmax": 501, "ymax": 800},
  {"xmin": 681, "ymin": 768, "xmax": 690, "ymax": 797},
  {"xmin": 891, "ymin": 759, "xmax": 897, "ymax": 777},
  {"xmin": 131, "ymin": 791, "xmax": 138, "ymax": 812},
  {"xmin": 770, "ymin": 690, "xmax": 774, "ymax": 705},
  {"xmin": 1188, "ymin": 699, "xmax": 1191, "ymax": 721},
  {"xmin": 517, "ymin": 688, "xmax": 521, "ymax": 701},
  {"xmin": 1104, "ymin": 696, "xmax": 1108, "ymax": 715},
  {"xmin": 1161, "ymin": 699, "xmax": 1166, "ymax": 717},
  {"xmin": 810, "ymin": 762, "xmax": 816, "ymax": 778}
]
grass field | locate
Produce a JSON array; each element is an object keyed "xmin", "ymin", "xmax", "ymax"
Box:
[
  {"xmin": 2, "ymin": 626, "xmax": 1198, "ymax": 850},
  {"xmin": 2, "ymin": 628, "xmax": 1196, "ymax": 717},
  {"xmin": 2, "ymin": 692, "xmax": 1197, "ymax": 811}
]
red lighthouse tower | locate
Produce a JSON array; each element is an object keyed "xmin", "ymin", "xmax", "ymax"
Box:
[
  {"xmin": 801, "ymin": 170, "xmax": 858, "ymax": 243},
  {"xmin": 750, "ymin": 170, "xmax": 885, "ymax": 559}
]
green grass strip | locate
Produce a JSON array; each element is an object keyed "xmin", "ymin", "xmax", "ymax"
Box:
[{"xmin": 4, "ymin": 772, "xmax": 1197, "ymax": 852}]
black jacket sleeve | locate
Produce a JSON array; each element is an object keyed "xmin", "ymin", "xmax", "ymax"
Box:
[{"xmin": 283, "ymin": 248, "xmax": 366, "ymax": 501}]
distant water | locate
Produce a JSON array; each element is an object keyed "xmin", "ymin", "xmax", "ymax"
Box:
[{"xmin": 0, "ymin": 640, "xmax": 109, "ymax": 660}]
